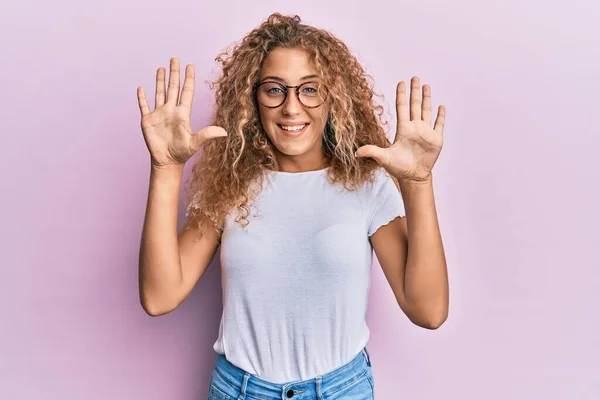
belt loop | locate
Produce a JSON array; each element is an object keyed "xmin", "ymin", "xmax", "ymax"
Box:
[
  {"xmin": 315, "ymin": 375, "xmax": 323, "ymax": 400},
  {"xmin": 238, "ymin": 372, "xmax": 250, "ymax": 400},
  {"xmin": 363, "ymin": 347, "xmax": 372, "ymax": 367}
]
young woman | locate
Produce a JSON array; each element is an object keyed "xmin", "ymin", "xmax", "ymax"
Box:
[{"xmin": 137, "ymin": 13, "xmax": 449, "ymax": 400}]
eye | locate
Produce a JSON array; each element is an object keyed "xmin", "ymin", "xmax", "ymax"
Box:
[
  {"xmin": 260, "ymin": 82, "xmax": 286, "ymax": 96},
  {"xmin": 300, "ymin": 83, "xmax": 320, "ymax": 97}
]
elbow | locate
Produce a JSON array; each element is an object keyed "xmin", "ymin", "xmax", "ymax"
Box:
[
  {"xmin": 141, "ymin": 301, "xmax": 172, "ymax": 317},
  {"xmin": 418, "ymin": 311, "xmax": 448, "ymax": 330},
  {"xmin": 138, "ymin": 274, "xmax": 183, "ymax": 317},
  {"xmin": 404, "ymin": 301, "xmax": 449, "ymax": 330},
  {"xmin": 139, "ymin": 290, "xmax": 178, "ymax": 317}
]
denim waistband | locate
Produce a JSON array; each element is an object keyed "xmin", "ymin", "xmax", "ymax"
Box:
[{"xmin": 212, "ymin": 347, "xmax": 372, "ymax": 399}]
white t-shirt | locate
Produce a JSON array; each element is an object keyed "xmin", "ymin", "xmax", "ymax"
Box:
[{"xmin": 213, "ymin": 166, "xmax": 405, "ymax": 383}]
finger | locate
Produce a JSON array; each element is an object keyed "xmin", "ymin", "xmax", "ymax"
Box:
[
  {"xmin": 166, "ymin": 57, "xmax": 181, "ymax": 105},
  {"xmin": 433, "ymin": 105, "xmax": 446, "ymax": 135},
  {"xmin": 192, "ymin": 125, "xmax": 228, "ymax": 150},
  {"xmin": 410, "ymin": 76, "xmax": 421, "ymax": 121},
  {"xmin": 395, "ymin": 81, "xmax": 408, "ymax": 142},
  {"xmin": 179, "ymin": 64, "xmax": 195, "ymax": 111},
  {"xmin": 355, "ymin": 145, "xmax": 389, "ymax": 166},
  {"xmin": 137, "ymin": 87, "xmax": 151, "ymax": 116},
  {"xmin": 155, "ymin": 67, "xmax": 166, "ymax": 108},
  {"xmin": 422, "ymin": 84, "xmax": 432, "ymax": 124}
]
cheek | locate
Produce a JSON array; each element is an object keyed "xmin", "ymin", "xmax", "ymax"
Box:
[
  {"xmin": 259, "ymin": 108, "xmax": 278, "ymax": 129},
  {"xmin": 309, "ymin": 109, "xmax": 328, "ymax": 131}
]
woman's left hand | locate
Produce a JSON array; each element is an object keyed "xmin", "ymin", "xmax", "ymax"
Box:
[{"xmin": 355, "ymin": 77, "xmax": 446, "ymax": 183}]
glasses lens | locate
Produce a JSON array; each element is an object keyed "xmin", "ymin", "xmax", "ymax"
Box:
[
  {"xmin": 256, "ymin": 82, "xmax": 286, "ymax": 107},
  {"xmin": 298, "ymin": 82, "xmax": 326, "ymax": 107}
]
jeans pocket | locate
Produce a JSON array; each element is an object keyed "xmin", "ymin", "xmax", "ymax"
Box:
[
  {"xmin": 324, "ymin": 371, "xmax": 373, "ymax": 400},
  {"xmin": 208, "ymin": 384, "xmax": 230, "ymax": 400},
  {"xmin": 207, "ymin": 368, "xmax": 234, "ymax": 400},
  {"xmin": 366, "ymin": 370, "xmax": 375, "ymax": 398}
]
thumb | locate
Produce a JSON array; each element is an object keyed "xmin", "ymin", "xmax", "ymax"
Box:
[
  {"xmin": 192, "ymin": 125, "xmax": 228, "ymax": 149},
  {"xmin": 355, "ymin": 145, "xmax": 388, "ymax": 165}
]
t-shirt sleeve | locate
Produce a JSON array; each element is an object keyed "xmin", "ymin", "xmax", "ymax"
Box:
[{"xmin": 367, "ymin": 170, "xmax": 406, "ymax": 236}]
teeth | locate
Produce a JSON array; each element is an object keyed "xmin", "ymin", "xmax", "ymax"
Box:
[{"xmin": 280, "ymin": 124, "xmax": 306, "ymax": 132}]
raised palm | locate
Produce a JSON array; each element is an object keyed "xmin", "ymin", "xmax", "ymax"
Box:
[
  {"xmin": 136, "ymin": 57, "xmax": 226, "ymax": 168},
  {"xmin": 356, "ymin": 77, "xmax": 446, "ymax": 182}
]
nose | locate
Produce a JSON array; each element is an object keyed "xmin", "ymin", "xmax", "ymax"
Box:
[{"xmin": 281, "ymin": 90, "xmax": 302, "ymax": 116}]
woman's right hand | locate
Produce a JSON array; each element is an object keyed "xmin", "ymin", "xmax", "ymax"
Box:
[{"xmin": 136, "ymin": 57, "xmax": 227, "ymax": 169}]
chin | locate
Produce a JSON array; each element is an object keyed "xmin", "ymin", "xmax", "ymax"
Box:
[{"xmin": 274, "ymin": 143, "xmax": 313, "ymax": 157}]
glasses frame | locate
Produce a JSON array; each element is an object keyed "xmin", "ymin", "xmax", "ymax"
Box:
[{"xmin": 253, "ymin": 81, "xmax": 327, "ymax": 109}]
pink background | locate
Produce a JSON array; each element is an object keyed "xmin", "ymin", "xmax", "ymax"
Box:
[{"xmin": 2, "ymin": 0, "xmax": 599, "ymax": 399}]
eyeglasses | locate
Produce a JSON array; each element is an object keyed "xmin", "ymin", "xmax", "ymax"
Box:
[{"xmin": 254, "ymin": 81, "xmax": 327, "ymax": 108}]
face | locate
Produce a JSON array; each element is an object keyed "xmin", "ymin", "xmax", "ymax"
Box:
[{"xmin": 256, "ymin": 47, "xmax": 329, "ymax": 171}]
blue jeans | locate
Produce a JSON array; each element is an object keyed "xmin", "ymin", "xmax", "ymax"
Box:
[{"xmin": 207, "ymin": 347, "xmax": 375, "ymax": 399}]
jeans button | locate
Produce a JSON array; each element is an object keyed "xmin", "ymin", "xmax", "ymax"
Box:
[{"xmin": 286, "ymin": 389, "xmax": 294, "ymax": 398}]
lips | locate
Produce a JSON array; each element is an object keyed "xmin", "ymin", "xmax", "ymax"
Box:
[
  {"xmin": 277, "ymin": 123, "xmax": 309, "ymax": 136},
  {"xmin": 278, "ymin": 123, "xmax": 308, "ymax": 130}
]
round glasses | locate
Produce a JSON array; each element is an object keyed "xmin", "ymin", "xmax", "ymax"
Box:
[{"xmin": 254, "ymin": 81, "xmax": 327, "ymax": 108}]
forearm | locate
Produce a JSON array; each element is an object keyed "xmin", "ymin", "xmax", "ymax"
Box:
[
  {"xmin": 398, "ymin": 175, "xmax": 449, "ymax": 328},
  {"xmin": 138, "ymin": 164, "xmax": 185, "ymax": 315}
]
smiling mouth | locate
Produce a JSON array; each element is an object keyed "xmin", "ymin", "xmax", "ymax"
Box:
[
  {"xmin": 277, "ymin": 124, "xmax": 309, "ymax": 136},
  {"xmin": 278, "ymin": 123, "xmax": 308, "ymax": 132}
]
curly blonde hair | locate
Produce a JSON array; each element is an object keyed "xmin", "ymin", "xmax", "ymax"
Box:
[{"xmin": 183, "ymin": 13, "xmax": 393, "ymax": 235}]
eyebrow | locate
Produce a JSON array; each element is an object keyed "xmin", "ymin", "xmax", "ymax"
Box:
[{"xmin": 260, "ymin": 74, "xmax": 319, "ymax": 83}]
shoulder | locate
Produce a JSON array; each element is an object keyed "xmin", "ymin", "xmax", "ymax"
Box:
[{"xmin": 361, "ymin": 167, "xmax": 399, "ymax": 196}]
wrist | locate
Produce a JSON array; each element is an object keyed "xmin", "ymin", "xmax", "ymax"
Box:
[
  {"xmin": 150, "ymin": 163, "xmax": 184, "ymax": 182},
  {"xmin": 398, "ymin": 175, "xmax": 433, "ymax": 191},
  {"xmin": 151, "ymin": 161, "xmax": 184, "ymax": 173}
]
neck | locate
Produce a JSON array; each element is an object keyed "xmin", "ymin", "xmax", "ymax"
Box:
[{"xmin": 275, "ymin": 152, "xmax": 329, "ymax": 173}]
